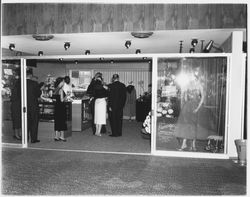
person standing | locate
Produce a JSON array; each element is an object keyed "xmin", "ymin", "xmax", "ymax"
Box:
[
  {"xmin": 93, "ymin": 76, "xmax": 109, "ymax": 136},
  {"xmin": 63, "ymin": 76, "xmax": 74, "ymax": 100},
  {"xmin": 87, "ymin": 72, "xmax": 107, "ymax": 135},
  {"xmin": 26, "ymin": 68, "xmax": 41, "ymax": 143},
  {"xmin": 10, "ymin": 74, "xmax": 22, "ymax": 140},
  {"xmin": 53, "ymin": 77, "xmax": 68, "ymax": 142},
  {"xmin": 108, "ymin": 74, "xmax": 126, "ymax": 137}
]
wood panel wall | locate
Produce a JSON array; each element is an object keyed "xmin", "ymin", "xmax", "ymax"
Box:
[{"xmin": 2, "ymin": 3, "xmax": 247, "ymax": 36}]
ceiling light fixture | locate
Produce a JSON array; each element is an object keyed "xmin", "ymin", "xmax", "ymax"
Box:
[
  {"xmin": 179, "ymin": 40, "xmax": 183, "ymax": 53},
  {"xmin": 191, "ymin": 39, "xmax": 198, "ymax": 47},
  {"xmin": 203, "ymin": 40, "xmax": 223, "ymax": 53},
  {"xmin": 200, "ymin": 40, "xmax": 205, "ymax": 52},
  {"xmin": 125, "ymin": 40, "xmax": 131, "ymax": 49},
  {"xmin": 32, "ymin": 34, "xmax": 54, "ymax": 41},
  {"xmin": 131, "ymin": 32, "xmax": 153, "ymax": 39},
  {"xmin": 64, "ymin": 42, "xmax": 70, "ymax": 50},
  {"xmin": 189, "ymin": 39, "xmax": 198, "ymax": 53},
  {"xmin": 135, "ymin": 49, "xmax": 141, "ymax": 54},
  {"xmin": 189, "ymin": 48, "xmax": 195, "ymax": 53},
  {"xmin": 9, "ymin": 43, "xmax": 15, "ymax": 51},
  {"xmin": 38, "ymin": 51, "xmax": 43, "ymax": 56},
  {"xmin": 85, "ymin": 50, "xmax": 90, "ymax": 55}
]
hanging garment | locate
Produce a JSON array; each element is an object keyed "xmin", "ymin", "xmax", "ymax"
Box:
[{"xmin": 123, "ymin": 85, "xmax": 136, "ymax": 119}]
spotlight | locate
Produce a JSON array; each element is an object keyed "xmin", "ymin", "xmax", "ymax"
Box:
[
  {"xmin": 59, "ymin": 58, "xmax": 63, "ymax": 62},
  {"xmin": 9, "ymin": 43, "xmax": 15, "ymax": 51},
  {"xmin": 200, "ymin": 40, "xmax": 205, "ymax": 52},
  {"xmin": 64, "ymin": 42, "xmax": 70, "ymax": 50},
  {"xmin": 74, "ymin": 60, "xmax": 78, "ymax": 64},
  {"xmin": 125, "ymin": 40, "xmax": 131, "ymax": 49},
  {"xmin": 85, "ymin": 50, "xmax": 90, "ymax": 55},
  {"xmin": 179, "ymin": 40, "xmax": 183, "ymax": 53},
  {"xmin": 38, "ymin": 51, "xmax": 43, "ymax": 56},
  {"xmin": 191, "ymin": 39, "xmax": 198, "ymax": 47},
  {"xmin": 135, "ymin": 49, "xmax": 141, "ymax": 54},
  {"xmin": 110, "ymin": 60, "xmax": 114, "ymax": 64},
  {"xmin": 189, "ymin": 47, "xmax": 195, "ymax": 53},
  {"xmin": 203, "ymin": 40, "xmax": 223, "ymax": 53}
]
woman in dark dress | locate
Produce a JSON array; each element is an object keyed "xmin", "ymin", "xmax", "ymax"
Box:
[
  {"xmin": 53, "ymin": 77, "xmax": 67, "ymax": 142},
  {"xmin": 10, "ymin": 77, "xmax": 22, "ymax": 140}
]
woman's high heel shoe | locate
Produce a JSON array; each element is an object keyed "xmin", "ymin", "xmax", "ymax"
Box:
[
  {"xmin": 189, "ymin": 147, "xmax": 197, "ymax": 151},
  {"xmin": 177, "ymin": 145, "xmax": 187, "ymax": 151},
  {"xmin": 59, "ymin": 138, "xmax": 67, "ymax": 142}
]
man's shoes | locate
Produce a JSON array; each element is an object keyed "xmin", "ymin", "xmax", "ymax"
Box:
[
  {"xmin": 31, "ymin": 140, "xmax": 40, "ymax": 143},
  {"xmin": 59, "ymin": 138, "xmax": 67, "ymax": 142},
  {"xmin": 54, "ymin": 138, "xmax": 60, "ymax": 141},
  {"xmin": 109, "ymin": 134, "xmax": 117, "ymax": 137}
]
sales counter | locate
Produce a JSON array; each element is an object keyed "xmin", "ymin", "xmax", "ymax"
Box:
[{"xmin": 39, "ymin": 98, "xmax": 91, "ymax": 134}]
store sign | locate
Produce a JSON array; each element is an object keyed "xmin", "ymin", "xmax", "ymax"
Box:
[{"xmin": 161, "ymin": 85, "xmax": 177, "ymax": 97}]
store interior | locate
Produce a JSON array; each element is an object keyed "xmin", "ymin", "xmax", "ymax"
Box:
[{"xmin": 2, "ymin": 57, "xmax": 153, "ymax": 153}]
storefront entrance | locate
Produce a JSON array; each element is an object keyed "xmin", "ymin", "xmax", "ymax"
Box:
[{"xmin": 1, "ymin": 51, "xmax": 245, "ymax": 159}]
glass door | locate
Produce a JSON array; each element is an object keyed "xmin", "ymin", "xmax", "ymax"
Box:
[
  {"xmin": 154, "ymin": 56, "xmax": 228, "ymax": 154},
  {"xmin": 2, "ymin": 59, "xmax": 23, "ymax": 145}
]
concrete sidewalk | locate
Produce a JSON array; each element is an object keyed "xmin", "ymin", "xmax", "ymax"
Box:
[{"xmin": 1, "ymin": 147, "xmax": 247, "ymax": 195}]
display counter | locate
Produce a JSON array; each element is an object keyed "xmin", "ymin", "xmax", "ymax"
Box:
[
  {"xmin": 39, "ymin": 98, "xmax": 91, "ymax": 132},
  {"xmin": 71, "ymin": 99, "xmax": 91, "ymax": 131}
]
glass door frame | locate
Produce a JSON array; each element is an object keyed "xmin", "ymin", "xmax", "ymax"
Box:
[
  {"xmin": 151, "ymin": 53, "xmax": 234, "ymax": 159},
  {"xmin": 2, "ymin": 52, "xmax": 245, "ymax": 158}
]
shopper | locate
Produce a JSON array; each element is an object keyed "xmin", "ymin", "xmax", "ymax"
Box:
[
  {"xmin": 87, "ymin": 72, "xmax": 107, "ymax": 135},
  {"xmin": 53, "ymin": 77, "xmax": 67, "ymax": 142},
  {"xmin": 108, "ymin": 74, "xmax": 127, "ymax": 137},
  {"xmin": 92, "ymin": 75, "xmax": 109, "ymax": 136},
  {"xmin": 10, "ymin": 74, "xmax": 22, "ymax": 140},
  {"xmin": 26, "ymin": 68, "xmax": 41, "ymax": 143}
]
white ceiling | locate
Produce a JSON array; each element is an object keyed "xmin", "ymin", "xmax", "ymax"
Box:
[{"xmin": 1, "ymin": 29, "xmax": 246, "ymax": 57}]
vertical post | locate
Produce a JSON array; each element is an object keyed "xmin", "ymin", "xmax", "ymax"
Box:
[
  {"xmin": 151, "ymin": 56, "xmax": 158, "ymax": 154},
  {"xmin": 21, "ymin": 58, "xmax": 28, "ymax": 148},
  {"xmin": 227, "ymin": 31, "xmax": 245, "ymax": 157}
]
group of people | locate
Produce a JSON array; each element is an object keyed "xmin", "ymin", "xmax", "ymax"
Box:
[
  {"xmin": 11, "ymin": 70, "xmax": 128, "ymax": 143},
  {"xmin": 10, "ymin": 68, "xmax": 74, "ymax": 143},
  {"xmin": 87, "ymin": 73, "xmax": 127, "ymax": 137},
  {"xmin": 11, "ymin": 68, "xmax": 41, "ymax": 143}
]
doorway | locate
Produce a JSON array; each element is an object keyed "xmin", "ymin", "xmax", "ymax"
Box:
[{"xmin": 24, "ymin": 57, "xmax": 153, "ymax": 154}]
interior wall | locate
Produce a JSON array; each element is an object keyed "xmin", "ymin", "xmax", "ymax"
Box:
[
  {"xmin": 66, "ymin": 61, "xmax": 152, "ymax": 97},
  {"xmin": 34, "ymin": 61, "xmax": 152, "ymax": 97},
  {"xmin": 34, "ymin": 62, "xmax": 67, "ymax": 83}
]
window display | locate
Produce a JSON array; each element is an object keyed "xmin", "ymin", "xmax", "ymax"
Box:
[{"xmin": 156, "ymin": 57, "xmax": 227, "ymax": 153}]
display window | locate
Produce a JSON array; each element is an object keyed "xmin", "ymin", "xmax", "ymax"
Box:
[{"xmin": 154, "ymin": 57, "xmax": 228, "ymax": 154}]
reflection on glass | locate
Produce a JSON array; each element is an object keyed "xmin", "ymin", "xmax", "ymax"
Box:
[
  {"xmin": 156, "ymin": 57, "xmax": 227, "ymax": 153},
  {"xmin": 2, "ymin": 60, "xmax": 22, "ymax": 144}
]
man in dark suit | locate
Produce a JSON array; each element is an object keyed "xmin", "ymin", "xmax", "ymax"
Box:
[
  {"xmin": 108, "ymin": 74, "xmax": 127, "ymax": 137},
  {"xmin": 26, "ymin": 68, "xmax": 41, "ymax": 143}
]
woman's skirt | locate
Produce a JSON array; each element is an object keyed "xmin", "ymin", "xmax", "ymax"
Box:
[{"xmin": 94, "ymin": 98, "xmax": 107, "ymax": 125}]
